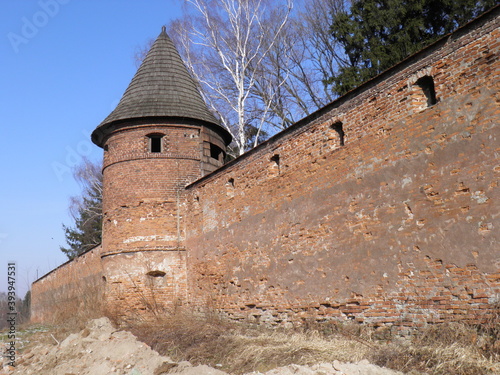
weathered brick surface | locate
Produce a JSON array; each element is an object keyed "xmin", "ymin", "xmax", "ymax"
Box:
[
  {"xmin": 31, "ymin": 9, "xmax": 500, "ymax": 328},
  {"xmin": 100, "ymin": 120, "xmax": 227, "ymax": 317},
  {"xmin": 31, "ymin": 246, "xmax": 103, "ymax": 323},
  {"xmin": 31, "ymin": 120, "xmax": 227, "ymax": 322},
  {"xmin": 183, "ymin": 10, "xmax": 500, "ymax": 328},
  {"xmin": 101, "ymin": 249, "xmax": 187, "ymax": 322}
]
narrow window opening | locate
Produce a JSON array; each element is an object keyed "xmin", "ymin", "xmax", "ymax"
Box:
[
  {"xmin": 150, "ymin": 137, "xmax": 162, "ymax": 153},
  {"xmin": 104, "ymin": 144, "xmax": 109, "ymax": 152},
  {"xmin": 210, "ymin": 143, "xmax": 224, "ymax": 162},
  {"xmin": 331, "ymin": 121, "xmax": 345, "ymax": 147},
  {"xmin": 193, "ymin": 195, "xmax": 200, "ymax": 208},
  {"xmin": 413, "ymin": 76, "xmax": 437, "ymax": 110},
  {"xmin": 226, "ymin": 178, "xmax": 235, "ymax": 198},
  {"xmin": 269, "ymin": 154, "xmax": 280, "ymax": 177},
  {"xmin": 146, "ymin": 270, "xmax": 166, "ymax": 277},
  {"xmin": 147, "ymin": 134, "xmax": 164, "ymax": 153}
]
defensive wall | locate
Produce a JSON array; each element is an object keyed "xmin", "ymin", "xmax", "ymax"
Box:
[
  {"xmin": 183, "ymin": 9, "xmax": 500, "ymax": 328},
  {"xmin": 31, "ymin": 8, "xmax": 499, "ymax": 328},
  {"xmin": 31, "ymin": 245, "xmax": 103, "ymax": 323}
]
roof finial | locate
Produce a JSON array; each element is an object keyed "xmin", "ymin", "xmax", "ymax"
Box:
[{"xmin": 161, "ymin": 25, "xmax": 166, "ymax": 34}]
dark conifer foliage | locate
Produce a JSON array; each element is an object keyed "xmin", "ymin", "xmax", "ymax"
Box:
[
  {"xmin": 328, "ymin": 0, "xmax": 497, "ymax": 95},
  {"xmin": 60, "ymin": 158, "xmax": 102, "ymax": 259}
]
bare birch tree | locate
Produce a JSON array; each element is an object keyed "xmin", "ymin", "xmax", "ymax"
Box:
[
  {"xmin": 168, "ymin": 0, "xmax": 293, "ymax": 155},
  {"xmin": 136, "ymin": 0, "xmax": 350, "ymax": 154}
]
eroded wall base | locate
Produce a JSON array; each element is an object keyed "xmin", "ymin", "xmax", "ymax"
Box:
[{"xmin": 101, "ymin": 249, "xmax": 187, "ymax": 323}]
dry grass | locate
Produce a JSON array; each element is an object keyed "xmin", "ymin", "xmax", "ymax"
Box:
[
  {"xmin": 13, "ymin": 301, "xmax": 498, "ymax": 374},
  {"xmin": 14, "ymin": 282, "xmax": 106, "ymax": 353},
  {"xmin": 129, "ymin": 312, "xmax": 372, "ymax": 374},
  {"xmin": 373, "ymin": 343, "xmax": 497, "ymax": 375},
  {"xmin": 129, "ymin": 307, "xmax": 500, "ymax": 375},
  {"xmin": 371, "ymin": 314, "xmax": 500, "ymax": 375}
]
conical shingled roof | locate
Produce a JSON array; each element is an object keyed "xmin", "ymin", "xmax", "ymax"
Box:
[{"xmin": 92, "ymin": 26, "xmax": 230, "ymax": 147}]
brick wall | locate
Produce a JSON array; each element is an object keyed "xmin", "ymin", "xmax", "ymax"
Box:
[
  {"xmin": 31, "ymin": 9, "xmax": 499, "ymax": 328},
  {"xmin": 183, "ymin": 10, "xmax": 500, "ymax": 329},
  {"xmin": 100, "ymin": 120, "xmax": 227, "ymax": 318},
  {"xmin": 31, "ymin": 120, "xmax": 228, "ymax": 322},
  {"xmin": 31, "ymin": 246, "xmax": 103, "ymax": 323},
  {"xmin": 101, "ymin": 249, "xmax": 187, "ymax": 322},
  {"xmin": 101, "ymin": 122, "xmax": 195, "ymax": 318}
]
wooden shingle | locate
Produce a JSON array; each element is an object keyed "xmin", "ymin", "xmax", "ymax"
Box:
[{"xmin": 92, "ymin": 26, "xmax": 228, "ymax": 147}]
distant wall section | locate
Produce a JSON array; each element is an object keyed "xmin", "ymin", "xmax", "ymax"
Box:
[{"xmin": 31, "ymin": 246, "xmax": 103, "ymax": 323}]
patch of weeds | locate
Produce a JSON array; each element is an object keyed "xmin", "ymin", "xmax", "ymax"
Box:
[
  {"xmin": 129, "ymin": 311, "xmax": 372, "ymax": 374},
  {"xmin": 371, "ymin": 320, "xmax": 500, "ymax": 375},
  {"xmin": 128, "ymin": 308, "xmax": 500, "ymax": 375},
  {"xmin": 476, "ymin": 302, "xmax": 500, "ymax": 359}
]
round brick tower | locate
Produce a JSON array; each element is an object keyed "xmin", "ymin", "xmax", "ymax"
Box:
[{"xmin": 91, "ymin": 27, "xmax": 231, "ymax": 321}]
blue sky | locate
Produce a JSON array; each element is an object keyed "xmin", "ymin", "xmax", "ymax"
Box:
[{"xmin": 0, "ymin": 0, "xmax": 184, "ymax": 297}]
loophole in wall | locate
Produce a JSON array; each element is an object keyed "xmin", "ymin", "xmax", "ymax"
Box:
[{"xmin": 146, "ymin": 270, "xmax": 166, "ymax": 277}]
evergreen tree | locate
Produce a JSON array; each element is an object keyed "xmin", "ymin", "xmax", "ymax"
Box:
[
  {"xmin": 60, "ymin": 158, "xmax": 103, "ymax": 259},
  {"xmin": 19, "ymin": 290, "xmax": 31, "ymax": 323},
  {"xmin": 328, "ymin": 0, "xmax": 497, "ymax": 95}
]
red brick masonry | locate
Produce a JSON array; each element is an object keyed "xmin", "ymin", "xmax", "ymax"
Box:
[{"xmin": 32, "ymin": 8, "xmax": 500, "ymax": 329}]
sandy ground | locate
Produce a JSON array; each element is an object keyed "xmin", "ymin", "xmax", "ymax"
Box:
[{"xmin": 1, "ymin": 318, "xmax": 403, "ymax": 375}]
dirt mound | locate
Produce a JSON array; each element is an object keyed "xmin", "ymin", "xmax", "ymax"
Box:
[
  {"xmin": 1, "ymin": 318, "xmax": 403, "ymax": 375},
  {"xmin": 245, "ymin": 360, "xmax": 402, "ymax": 375},
  {"xmin": 3, "ymin": 318, "xmax": 174, "ymax": 375}
]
